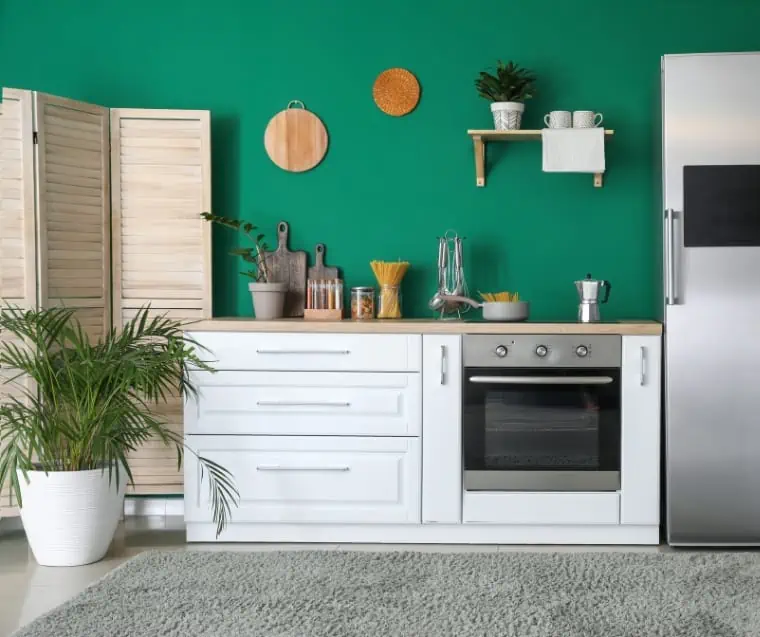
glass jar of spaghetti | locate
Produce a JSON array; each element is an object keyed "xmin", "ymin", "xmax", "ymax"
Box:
[
  {"xmin": 350, "ymin": 287, "xmax": 375, "ymax": 320},
  {"xmin": 377, "ymin": 284, "xmax": 402, "ymax": 319}
]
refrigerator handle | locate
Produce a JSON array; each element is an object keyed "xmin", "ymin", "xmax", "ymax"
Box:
[{"xmin": 665, "ymin": 209, "xmax": 677, "ymax": 305}]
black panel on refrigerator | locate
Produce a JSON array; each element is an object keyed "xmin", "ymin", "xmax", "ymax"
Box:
[{"xmin": 684, "ymin": 165, "xmax": 760, "ymax": 247}]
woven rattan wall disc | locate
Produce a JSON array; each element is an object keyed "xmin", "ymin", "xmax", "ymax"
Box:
[{"xmin": 373, "ymin": 68, "xmax": 420, "ymax": 116}]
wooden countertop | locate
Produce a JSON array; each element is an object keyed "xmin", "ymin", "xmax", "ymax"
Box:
[{"xmin": 188, "ymin": 318, "xmax": 662, "ymax": 336}]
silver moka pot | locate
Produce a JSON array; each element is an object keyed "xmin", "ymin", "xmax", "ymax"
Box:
[{"xmin": 575, "ymin": 274, "xmax": 611, "ymax": 322}]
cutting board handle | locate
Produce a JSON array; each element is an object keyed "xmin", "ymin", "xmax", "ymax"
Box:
[
  {"xmin": 277, "ymin": 221, "xmax": 289, "ymax": 250},
  {"xmin": 315, "ymin": 243, "xmax": 326, "ymax": 268}
]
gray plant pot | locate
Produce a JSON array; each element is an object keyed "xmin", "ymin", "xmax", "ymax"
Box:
[{"xmin": 248, "ymin": 282, "xmax": 288, "ymax": 320}]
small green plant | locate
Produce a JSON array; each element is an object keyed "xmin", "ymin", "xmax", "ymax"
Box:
[
  {"xmin": 475, "ymin": 60, "xmax": 537, "ymax": 103},
  {"xmin": 201, "ymin": 213, "xmax": 270, "ymax": 282}
]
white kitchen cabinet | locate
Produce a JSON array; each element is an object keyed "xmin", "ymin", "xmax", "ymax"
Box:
[
  {"xmin": 183, "ymin": 328, "xmax": 663, "ymax": 545},
  {"xmin": 186, "ymin": 370, "xmax": 421, "ymax": 436},
  {"xmin": 185, "ymin": 436, "xmax": 421, "ymax": 525},
  {"xmin": 620, "ymin": 335, "xmax": 662, "ymax": 526},
  {"xmin": 421, "ymin": 335, "xmax": 462, "ymax": 524}
]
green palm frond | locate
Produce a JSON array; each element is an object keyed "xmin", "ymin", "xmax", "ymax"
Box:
[{"xmin": 0, "ymin": 304, "xmax": 238, "ymax": 538}]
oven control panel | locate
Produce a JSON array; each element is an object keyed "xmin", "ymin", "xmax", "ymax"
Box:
[{"xmin": 463, "ymin": 334, "xmax": 621, "ymax": 368}]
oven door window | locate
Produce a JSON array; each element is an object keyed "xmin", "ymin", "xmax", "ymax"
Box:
[{"xmin": 463, "ymin": 368, "xmax": 621, "ymax": 491}]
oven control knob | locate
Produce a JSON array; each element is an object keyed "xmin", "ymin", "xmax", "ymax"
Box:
[
  {"xmin": 535, "ymin": 345, "xmax": 548, "ymax": 358},
  {"xmin": 575, "ymin": 345, "xmax": 589, "ymax": 358},
  {"xmin": 495, "ymin": 345, "xmax": 508, "ymax": 358}
]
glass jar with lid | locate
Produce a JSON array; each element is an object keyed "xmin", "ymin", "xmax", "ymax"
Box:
[{"xmin": 351, "ymin": 287, "xmax": 375, "ymax": 320}]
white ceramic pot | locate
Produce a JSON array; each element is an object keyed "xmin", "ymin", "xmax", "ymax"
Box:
[
  {"xmin": 249, "ymin": 281, "xmax": 288, "ymax": 320},
  {"xmin": 490, "ymin": 102, "xmax": 525, "ymax": 130},
  {"xmin": 18, "ymin": 467, "xmax": 126, "ymax": 566}
]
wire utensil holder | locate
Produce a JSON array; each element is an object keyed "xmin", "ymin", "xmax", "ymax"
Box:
[{"xmin": 429, "ymin": 230, "xmax": 470, "ymax": 319}]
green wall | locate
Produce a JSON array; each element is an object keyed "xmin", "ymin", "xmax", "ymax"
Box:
[{"xmin": 2, "ymin": 1, "xmax": 758, "ymax": 320}]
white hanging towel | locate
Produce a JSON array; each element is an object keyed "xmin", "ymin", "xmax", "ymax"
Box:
[{"xmin": 542, "ymin": 128, "xmax": 606, "ymax": 173}]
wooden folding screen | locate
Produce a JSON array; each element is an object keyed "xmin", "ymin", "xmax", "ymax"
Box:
[
  {"xmin": 0, "ymin": 90, "xmax": 211, "ymax": 504},
  {"xmin": 111, "ymin": 109, "xmax": 211, "ymax": 494}
]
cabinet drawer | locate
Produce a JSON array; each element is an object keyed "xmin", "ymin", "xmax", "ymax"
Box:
[
  {"xmin": 185, "ymin": 436, "xmax": 421, "ymax": 524},
  {"xmin": 462, "ymin": 492, "xmax": 620, "ymax": 525},
  {"xmin": 189, "ymin": 332, "xmax": 420, "ymax": 372},
  {"xmin": 186, "ymin": 371, "xmax": 421, "ymax": 436}
]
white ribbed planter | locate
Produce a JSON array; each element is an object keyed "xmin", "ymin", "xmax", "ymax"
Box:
[
  {"xmin": 490, "ymin": 102, "xmax": 525, "ymax": 130},
  {"xmin": 18, "ymin": 467, "xmax": 126, "ymax": 567}
]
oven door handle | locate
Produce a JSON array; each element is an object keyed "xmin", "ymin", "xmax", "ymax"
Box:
[{"xmin": 468, "ymin": 376, "xmax": 614, "ymax": 385}]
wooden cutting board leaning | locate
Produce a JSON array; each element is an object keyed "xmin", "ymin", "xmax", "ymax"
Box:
[
  {"xmin": 263, "ymin": 221, "xmax": 307, "ymax": 317},
  {"xmin": 307, "ymin": 243, "xmax": 339, "ymax": 280}
]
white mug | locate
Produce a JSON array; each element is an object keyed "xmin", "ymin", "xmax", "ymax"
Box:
[
  {"xmin": 544, "ymin": 111, "xmax": 572, "ymax": 129},
  {"xmin": 573, "ymin": 111, "xmax": 603, "ymax": 128}
]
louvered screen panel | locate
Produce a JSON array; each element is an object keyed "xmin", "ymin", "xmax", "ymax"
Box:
[
  {"xmin": 112, "ymin": 110, "xmax": 211, "ymax": 495},
  {"xmin": 111, "ymin": 109, "xmax": 211, "ymax": 316},
  {"xmin": 0, "ymin": 331, "xmax": 27, "ymax": 516},
  {"xmin": 35, "ymin": 93, "xmax": 111, "ymax": 337},
  {"xmin": 0, "ymin": 89, "xmax": 36, "ymax": 305},
  {"xmin": 0, "ymin": 89, "xmax": 36, "ymax": 517},
  {"xmin": 121, "ymin": 307, "xmax": 205, "ymax": 493}
]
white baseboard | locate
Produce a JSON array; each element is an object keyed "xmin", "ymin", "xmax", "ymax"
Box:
[
  {"xmin": 124, "ymin": 497, "xmax": 184, "ymax": 517},
  {"xmin": 187, "ymin": 523, "xmax": 660, "ymax": 545}
]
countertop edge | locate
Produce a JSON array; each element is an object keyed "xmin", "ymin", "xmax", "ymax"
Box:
[{"xmin": 185, "ymin": 319, "xmax": 662, "ymax": 336}]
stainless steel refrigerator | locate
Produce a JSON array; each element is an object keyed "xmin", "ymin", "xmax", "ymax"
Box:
[{"xmin": 664, "ymin": 52, "xmax": 760, "ymax": 545}]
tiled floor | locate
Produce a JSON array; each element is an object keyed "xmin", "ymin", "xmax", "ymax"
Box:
[{"xmin": 0, "ymin": 516, "xmax": 666, "ymax": 637}]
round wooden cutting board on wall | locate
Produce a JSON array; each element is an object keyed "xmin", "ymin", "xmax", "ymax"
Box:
[
  {"xmin": 373, "ymin": 68, "xmax": 420, "ymax": 116},
  {"xmin": 264, "ymin": 101, "xmax": 328, "ymax": 173}
]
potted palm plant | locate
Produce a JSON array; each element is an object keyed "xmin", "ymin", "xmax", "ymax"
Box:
[
  {"xmin": 201, "ymin": 213, "xmax": 287, "ymax": 319},
  {"xmin": 475, "ymin": 60, "xmax": 537, "ymax": 130},
  {"xmin": 0, "ymin": 305, "xmax": 238, "ymax": 566}
]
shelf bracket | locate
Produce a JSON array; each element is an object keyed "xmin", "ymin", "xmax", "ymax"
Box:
[
  {"xmin": 472, "ymin": 135, "xmax": 485, "ymax": 187},
  {"xmin": 594, "ymin": 173, "xmax": 604, "ymax": 188}
]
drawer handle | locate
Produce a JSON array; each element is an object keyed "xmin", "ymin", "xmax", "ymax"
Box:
[
  {"xmin": 256, "ymin": 465, "xmax": 351, "ymax": 472},
  {"xmin": 255, "ymin": 349, "xmax": 351, "ymax": 355},
  {"xmin": 256, "ymin": 401, "xmax": 351, "ymax": 408}
]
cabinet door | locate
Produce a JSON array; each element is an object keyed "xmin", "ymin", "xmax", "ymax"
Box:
[
  {"xmin": 421, "ymin": 334, "xmax": 462, "ymax": 524},
  {"xmin": 620, "ymin": 335, "xmax": 662, "ymax": 525}
]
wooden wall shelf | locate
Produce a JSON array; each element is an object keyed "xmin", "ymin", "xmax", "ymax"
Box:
[{"xmin": 467, "ymin": 129, "xmax": 615, "ymax": 188}]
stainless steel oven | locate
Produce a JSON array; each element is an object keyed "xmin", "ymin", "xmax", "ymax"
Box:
[{"xmin": 463, "ymin": 334, "xmax": 621, "ymax": 492}]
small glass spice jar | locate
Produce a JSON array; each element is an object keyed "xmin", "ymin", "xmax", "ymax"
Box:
[{"xmin": 351, "ymin": 287, "xmax": 375, "ymax": 320}]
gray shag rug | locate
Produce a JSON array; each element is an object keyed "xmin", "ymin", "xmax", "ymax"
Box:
[{"xmin": 13, "ymin": 550, "xmax": 760, "ymax": 636}]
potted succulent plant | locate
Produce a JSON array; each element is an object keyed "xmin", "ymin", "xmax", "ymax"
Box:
[
  {"xmin": 475, "ymin": 60, "xmax": 537, "ymax": 130},
  {"xmin": 0, "ymin": 305, "xmax": 238, "ymax": 566},
  {"xmin": 201, "ymin": 213, "xmax": 286, "ymax": 320}
]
